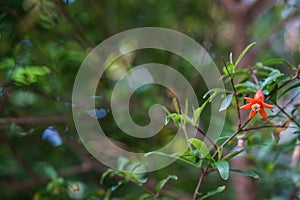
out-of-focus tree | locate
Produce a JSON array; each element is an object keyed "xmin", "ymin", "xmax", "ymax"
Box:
[{"xmin": 0, "ymin": 0, "xmax": 299, "ymax": 199}]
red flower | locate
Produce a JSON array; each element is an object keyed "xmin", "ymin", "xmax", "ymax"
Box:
[{"xmin": 240, "ymin": 89, "xmax": 274, "ymax": 120}]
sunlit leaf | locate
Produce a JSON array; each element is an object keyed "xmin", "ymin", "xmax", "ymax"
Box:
[{"xmin": 223, "ymin": 63, "xmax": 234, "ymax": 75}]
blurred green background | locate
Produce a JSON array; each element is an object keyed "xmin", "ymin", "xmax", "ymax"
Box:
[{"xmin": 0, "ymin": 0, "xmax": 299, "ymax": 199}]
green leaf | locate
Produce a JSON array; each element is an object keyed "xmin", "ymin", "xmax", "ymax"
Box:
[
  {"xmin": 44, "ymin": 166, "xmax": 57, "ymax": 180},
  {"xmin": 261, "ymin": 70, "xmax": 283, "ymax": 87},
  {"xmin": 165, "ymin": 113, "xmax": 183, "ymax": 127},
  {"xmin": 278, "ymin": 82, "xmax": 300, "ymax": 98},
  {"xmin": 219, "ymin": 94, "xmax": 233, "ymax": 112},
  {"xmin": 262, "ymin": 58, "xmax": 296, "ymax": 70},
  {"xmin": 193, "ymin": 100, "xmax": 209, "ymax": 125},
  {"xmin": 234, "ymin": 42, "xmax": 256, "ymax": 68},
  {"xmin": 199, "ymin": 185, "xmax": 226, "ymax": 200},
  {"xmin": 100, "ymin": 169, "xmax": 116, "ymax": 184},
  {"xmin": 145, "ymin": 151, "xmax": 199, "ymax": 168},
  {"xmin": 223, "ymin": 63, "xmax": 234, "ymax": 75},
  {"xmin": 214, "ymin": 160, "xmax": 230, "ymax": 180},
  {"xmin": 12, "ymin": 66, "xmax": 51, "ymax": 85},
  {"xmin": 155, "ymin": 175, "xmax": 178, "ymax": 194},
  {"xmin": 111, "ymin": 181, "xmax": 123, "ymax": 191},
  {"xmin": 188, "ymin": 138, "xmax": 211, "ymax": 159},
  {"xmin": 230, "ymin": 169, "xmax": 260, "ymax": 179},
  {"xmin": 203, "ymin": 88, "xmax": 231, "ymax": 102},
  {"xmin": 235, "ymin": 81, "xmax": 259, "ymax": 93},
  {"xmin": 222, "ymin": 148, "xmax": 246, "ymax": 160}
]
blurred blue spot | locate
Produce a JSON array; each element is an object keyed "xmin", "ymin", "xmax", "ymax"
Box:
[
  {"xmin": 62, "ymin": 0, "xmax": 76, "ymax": 4},
  {"xmin": 42, "ymin": 126, "xmax": 63, "ymax": 147},
  {"xmin": 0, "ymin": 86, "xmax": 3, "ymax": 97},
  {"xmin": 86, "ymin": 108, "xmax": 109, "ymax": 119},
  {"xmin": 20, "ymin": 39, "xmax": 33, "ymax": 48}
]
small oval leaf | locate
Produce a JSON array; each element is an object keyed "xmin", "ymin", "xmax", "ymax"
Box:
[
  {"xmin": 219, "ymin": 94, "xmax": 233, "ymax": 112},
  {"xmin": 214, "ymin": 160, "xmax": 230, "ymax": 180}
]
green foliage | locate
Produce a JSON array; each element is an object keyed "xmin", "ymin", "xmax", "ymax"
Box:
[
  {"xmin": 198, "ymin": 185, "xmax": 226, "ymax": 200},
  {"xmin": 0, "ymin": 1, "xmax": 299, "ymax": 200},
  {"xmin": 219, "ymin": 94, "xmax": 233, "ymax": 112},
  {"xmin": 155, "ymin": 175, "xmax": 178, "ymax": 195},
  {"xmin": 214, "ymin": 160, "xmax": 230, "ymax": 180}
]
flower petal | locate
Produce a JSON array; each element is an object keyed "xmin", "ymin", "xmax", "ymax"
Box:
[
  {"xmin": 254, "ymin": 89, "xmax": 264, "ymax": 100},
  {"xmin": 244, "ymin": 97, "xmax": 255, "ymax": 103},
  {"xmin": 259, "ymin": 108, "xmax": 268, "ymax": 120},
  {"xmin": 240, "ymin": 103, "xmax": 252, "ymax": 110},
  {"xmin": 249, "ymin": 110, "xmax": 256, "ymax": 119},
  {"xmin": 262, "ymin": 102, "xmax": 274, "ymax": 109}
]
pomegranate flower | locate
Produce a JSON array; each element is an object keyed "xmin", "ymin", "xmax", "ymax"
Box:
[{"xmin": 240, "ymin": 89, "xmax": 274, "ymax": 120}]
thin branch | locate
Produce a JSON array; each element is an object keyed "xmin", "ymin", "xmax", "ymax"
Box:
[
  {"xmin": 241, "ymin": 124, "xmax": 297, "ymax": 132},
  {"xmin": 250, "ymin": 68, "xmax": 259, "ymax": 85},
  {"xmin": 219, "ymin": 118, "xmax": 252, "ymax": 150},
  {"xmin": 196, "ymin": 126, "xmax": 218, "ymax": 152},
  {"xmin": 0, "ymin": 116, "xmax": 67, "ymax": 125},
  {"xmin": 3, "ymin": 160, "xmax": 103, "ymax": 191},
  {"xmin": 267, "ymin": 76, "xmax": 299, "ymax": 102},
  {"xmin": 275, "ymin": 103, "xmax": 300, "ymax": 127},
  {"xmin": 193, "ymin": 167, "xmax": 209, "ymax": 200},
  {"xmin": 222, "ymin": 57, "xmax": 241, "ymax": 128}
]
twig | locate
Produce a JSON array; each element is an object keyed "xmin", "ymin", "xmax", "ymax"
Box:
[
  {"xmin": 3, "ymin": 160, "xmax": 103, "ymax": 191},
  {"xmin": 196, "ymin": 126, "xmax": 218, "ymax": 152},
  {"xmin": 0, "ymin": 116, "xmax": 67, "ymax": 125},
  {"xmin": 222, "ymin": 57, "xmax": 241, "ymax": 128},
  {"xmin": 219, "ymin": 118, "xmax": 252, "ymax": 150},
  {"xmin": 250, "ymin": 68, "xmax": 259, "ymax": 85},
  {"xmin": 241, "ymin": 124, "xmax": 297, "ymax": 132},
  {"xmin": 267, "ymin": 69, "xmax": 299, "ymax": 101},
  {"xmin": 193, "ymin": 167, "xmax": 209, "ymax": 200},
  {"xmin": 275, "ymin": 103, "xmax": 300, "ymax": 127}
]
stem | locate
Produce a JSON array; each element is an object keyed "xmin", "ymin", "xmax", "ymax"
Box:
[
  {"xmin": 275, "ymin": 103, "xmax": 300, "ymax": 127},
  {"xmin": 212, "ymin": 118, "xmax": 251, "ymax": 159},
  {"xmin": 222, "ymin": 57, "xmax": 241, "ymax": 128},
  {"xmin": 193, "ymin": 167, "xmax": 209, "ymax": 200},
  {"xmin": 241, "ymin": 124, "xmax": 297, "ymax": 132},
  {"xmin": 196, "ymin": 126, "xmax": 218, "ymax": 152},
  {"xmin": 267, "ymin": 65, "xmax": 300, "ymax": 101}
]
